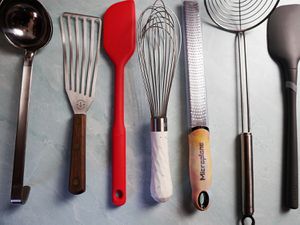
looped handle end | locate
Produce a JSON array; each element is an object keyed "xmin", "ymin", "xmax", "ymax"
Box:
[
  {"xmin": 195, "ymin": 191, "xmax": 210, "ymax": 211},
  {"xmin": 241, "ymin": 215, "xmax": 255, "ymax": 225}
]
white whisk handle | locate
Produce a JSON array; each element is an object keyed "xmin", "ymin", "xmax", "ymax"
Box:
[{"xmin": 150, "ymin": 131, "xmax": 173, "ymax": 202}]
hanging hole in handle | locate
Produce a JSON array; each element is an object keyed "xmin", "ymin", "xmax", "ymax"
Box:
[
  {"xmin": 242, "ymin": 215, "xmax": 255, "ymax": 225},
  {"xmin": 198, "ymin": 191, "xmax": 209, "ymax": 210},
  {"xmin": 115, "ymin": 190, "xmax": 123, "ymax": 199}
]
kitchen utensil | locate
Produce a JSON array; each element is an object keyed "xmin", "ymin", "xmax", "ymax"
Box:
[
  {"xmin": 137, "ymin": 0, "xmax": 181, "ymax": 202},
  {"xmin": 0, "ymin": 0, "xmax": 52, "ymax": 204},
  {"xmin": 267, "ymin": 5, "xmax": 300, "ymax": 209},
  {"xmin": 103, "ymin": 0, "xmax": 136, "ymax": 206},
  {"xmin": 60, "ymin": 12, "xmax": 101, "ymax": 195},
  {"xmin": 183, "ymin": 0, "xmax": 212, "ymax": 211},
  {"xmin": 205, "ymin": 0, "xmax": 279, "ymax": 223}
]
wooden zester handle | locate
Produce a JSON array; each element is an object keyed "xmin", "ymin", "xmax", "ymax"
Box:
[
  {"xmin": 189, "ymin": 127, "xmax": 212, "ymax": 210},
  {"xmin": 69, "ymin": 114, "xmax": 86, "ymax": 195}
]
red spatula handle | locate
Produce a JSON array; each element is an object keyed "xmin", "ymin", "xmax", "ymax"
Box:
[{"xmin": 112, "ymin": 64, "xmax": 126, "ymax": 206}]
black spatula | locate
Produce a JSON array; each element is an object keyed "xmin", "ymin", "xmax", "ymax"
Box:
[{"xmin": 267, "ymin": 5, "xmax": 300, "ymax": 209}]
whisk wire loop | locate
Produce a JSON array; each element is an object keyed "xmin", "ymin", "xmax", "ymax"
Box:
[{"xmin": 137, "ymin": 0, "xmax": 181, "ymax": 118}]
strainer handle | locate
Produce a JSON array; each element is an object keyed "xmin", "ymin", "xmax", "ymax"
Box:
[{"xmin": 240, "ymin": 133, "xmax": 254, "ymax": 218}]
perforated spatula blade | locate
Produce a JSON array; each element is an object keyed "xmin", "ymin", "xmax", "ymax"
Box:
[{"xmin": 103, "ymin": 0, "xmax": 136, "ymax": 206}]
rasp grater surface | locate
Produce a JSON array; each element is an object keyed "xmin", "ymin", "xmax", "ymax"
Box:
[{"xmin": 183, "ymin": 1, "xmax": 208, "ymax": 128}]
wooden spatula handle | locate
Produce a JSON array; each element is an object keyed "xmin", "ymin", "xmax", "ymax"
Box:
[{"xmin": 69, "ymin": 114, "xmax": 86, "ymax": 195}]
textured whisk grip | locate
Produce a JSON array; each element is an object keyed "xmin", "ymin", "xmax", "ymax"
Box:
[{"xmin": 150, "ymin": 131, "xmax": 173, "ymax": 202}]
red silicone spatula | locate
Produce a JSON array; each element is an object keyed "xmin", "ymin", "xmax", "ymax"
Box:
[{"xmin": 103, "ymin": 0, "xmax": 136, "ymax": 206}]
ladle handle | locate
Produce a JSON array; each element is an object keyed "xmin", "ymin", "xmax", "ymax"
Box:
[
  {"xmin": 11, "ymin": 51, "xmax": 34, "ymax": 204},
  {"xmin": 285, "ymin": 68, "xmax": 298, "ymax": 209}
]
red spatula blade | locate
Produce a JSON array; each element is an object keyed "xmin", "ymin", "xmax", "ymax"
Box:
[
  {"xmin": 103, "ymin": 0, "xmax": 136, "ymax": 207},
  {"xmin": 103, "ymin": 0, "xmax": 136, "ymax": 65}
]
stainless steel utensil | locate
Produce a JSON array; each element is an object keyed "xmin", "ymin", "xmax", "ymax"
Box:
[
  {"xmin": 60, "ymin": 12, "xmax": 101, "ymax": 195},
  {"xmin": 0, "ymin": 0, "xmax": 52, "ymax": 204},
  {"xmin": 183, "ymin": 0, "xmax": 212, "ymax": 211},
  {"xmin": 204, "ymin": 0, "xmax": 279, "ymax": 223},
  {"xmin": 137, "ymin": 0, "xmax": 181, "ymax": 202}
]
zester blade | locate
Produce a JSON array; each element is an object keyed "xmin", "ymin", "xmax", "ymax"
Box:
[{"xmin": 183, "ymin": 1, "xmax": 208, "ymax": 128}]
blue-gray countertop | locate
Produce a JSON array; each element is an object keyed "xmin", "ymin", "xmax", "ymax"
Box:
[{"xmin": 0, "ymin": 0, "xmax": 299, "ymax": 224}]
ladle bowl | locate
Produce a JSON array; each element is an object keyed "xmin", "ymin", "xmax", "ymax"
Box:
[{"xmin": 0, "ymin": 0, "xmax": 52, "ymax": 51}]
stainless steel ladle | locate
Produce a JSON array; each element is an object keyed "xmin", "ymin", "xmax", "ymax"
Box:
[{"xmin": 0, "ymin": 0, "xmax": 52, "ymax": 204}]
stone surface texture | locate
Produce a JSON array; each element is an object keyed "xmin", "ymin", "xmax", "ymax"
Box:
[{"xmin": 0, "ymin": 0, "xmax": 299, "ymax": 224}]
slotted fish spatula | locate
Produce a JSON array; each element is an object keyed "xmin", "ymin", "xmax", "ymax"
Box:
[
  {"xmin": 103, "ymin": 0, "xmax": 136, "ymax": 206},
  {"xmin": 60, "ymin": 13, "xmax": 102, "ymax": 194}
]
